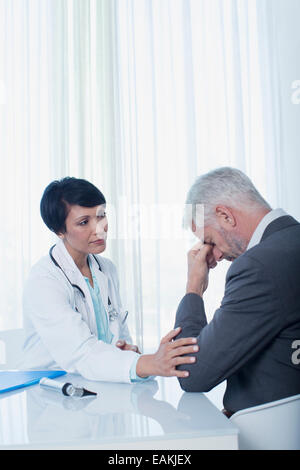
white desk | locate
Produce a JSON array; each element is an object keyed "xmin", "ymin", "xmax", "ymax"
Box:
[{"xmin": 0, "ymin": 374, "xmax": 238, "ymax": 450}]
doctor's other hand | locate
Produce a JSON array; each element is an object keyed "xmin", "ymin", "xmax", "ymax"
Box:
[
  {"xmin": 116, "ymin": 340, "xmax": 141, "ymax": 354},
  {"xmin": 186, "ymin": 242, "xmax": 216, "ymax": 297},
  {"xmin": 135, "ymin": 327, "xmax": 199, "ymax": 379}
]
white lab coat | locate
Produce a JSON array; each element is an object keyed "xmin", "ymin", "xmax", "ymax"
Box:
[{"xmin": 20, "ymin": 239, "xmax": 139, "ymax": 383}]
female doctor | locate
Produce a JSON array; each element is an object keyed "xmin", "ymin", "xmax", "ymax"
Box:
[{"xmin": 21, "ymin": 177, "xmax": 198, "ymax": 383}]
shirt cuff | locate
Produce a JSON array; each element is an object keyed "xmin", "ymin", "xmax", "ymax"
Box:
[{"xmin": 129, "ymin": 354, "xmax": 150, "ymax": 383}]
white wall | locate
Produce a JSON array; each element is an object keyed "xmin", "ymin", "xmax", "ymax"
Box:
[{"xmin": 271, "ymin": 0, "xmax": 300, "ymax": 220}]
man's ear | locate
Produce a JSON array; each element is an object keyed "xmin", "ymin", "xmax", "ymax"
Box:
[{"xmin": 215, "ymin": 205, "xmax": 236, "ymax": 229}]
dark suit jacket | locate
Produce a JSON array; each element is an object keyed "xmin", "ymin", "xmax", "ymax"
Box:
[{"xmin": 174, "ymin": 215, "xmax": 300, "ymax": 414}]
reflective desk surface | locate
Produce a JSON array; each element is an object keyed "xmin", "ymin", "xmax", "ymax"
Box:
[{"xmin": 0, "ymin": 374, "xmax": 238, "ymax": 450}]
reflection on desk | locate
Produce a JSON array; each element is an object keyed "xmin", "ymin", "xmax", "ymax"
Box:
[{"xmin": 0, "ymin": 374, "xmax": 238, "ymax": 449}]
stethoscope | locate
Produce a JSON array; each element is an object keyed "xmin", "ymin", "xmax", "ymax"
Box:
[{"xmin": 49, "ymin": 245, "xmax": 123, "ymax": 322}]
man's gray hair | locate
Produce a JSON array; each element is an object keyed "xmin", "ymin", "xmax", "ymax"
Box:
[{"xmin": 184, "ymin": 167, "xmax": 271, "ymax": 228}]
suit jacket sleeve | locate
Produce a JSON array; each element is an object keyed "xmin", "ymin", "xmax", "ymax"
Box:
[{"xmin": 174, "ymin": 253, "xmax": 284, "ymax": 392}]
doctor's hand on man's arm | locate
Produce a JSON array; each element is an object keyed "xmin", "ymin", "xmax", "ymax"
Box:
[{"xmin": 135, "ymin": 327, "xmax": 199, "ymax": 379}]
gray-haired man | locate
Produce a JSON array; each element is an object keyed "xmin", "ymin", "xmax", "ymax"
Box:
[{"xmin": 175, "ymin": 167, "xmax": 300, "ymax": 416}]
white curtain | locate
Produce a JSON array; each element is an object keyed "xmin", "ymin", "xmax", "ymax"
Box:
[
  {"xmin": 111, "ymin": 0, "xmax": 282, "ymax": 351},
  {"xmin": 0, "ymin": 1, "xmax": 282, "ymax": 354},
  {"xmin": 0, "ymin": 0, "xmax": 117, "ymax": 329}
]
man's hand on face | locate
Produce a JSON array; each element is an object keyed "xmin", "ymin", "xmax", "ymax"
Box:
[{"xmin": 186, "ymin": 241, "xmax": 217, "ymax": 297}]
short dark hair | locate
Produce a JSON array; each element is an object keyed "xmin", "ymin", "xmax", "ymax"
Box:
[{"xmin": 40, "ymin": 177, "xmax": 106, "ymax": 234}]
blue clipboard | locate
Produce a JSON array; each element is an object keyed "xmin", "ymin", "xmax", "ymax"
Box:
[{"xmin": 0, "ymin": 370, "xmax": 67, "ymax": 394}]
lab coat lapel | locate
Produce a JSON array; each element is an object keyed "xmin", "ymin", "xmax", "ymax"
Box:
[
  {"xmin": 52, "ymin": 240, "xmax": 110, "ymax": 321},
  {"xmin": 51, "ymin": 240, "xmax": 96, "ymax": 323}
]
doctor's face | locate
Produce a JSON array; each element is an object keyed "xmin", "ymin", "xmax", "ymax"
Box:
[{"xmin": 58, "ymin": 204, "xmax": 108, "ymax": 256}]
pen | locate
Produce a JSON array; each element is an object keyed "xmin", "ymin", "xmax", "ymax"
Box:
[{"xmin": 122, "ymin": 310, "xmax": 129, "ymax": 325}]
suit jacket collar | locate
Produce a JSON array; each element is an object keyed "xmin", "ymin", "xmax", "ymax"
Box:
[{"xmin": 261, "ymin": 215, "xmax": 299, "ymax": 242}]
